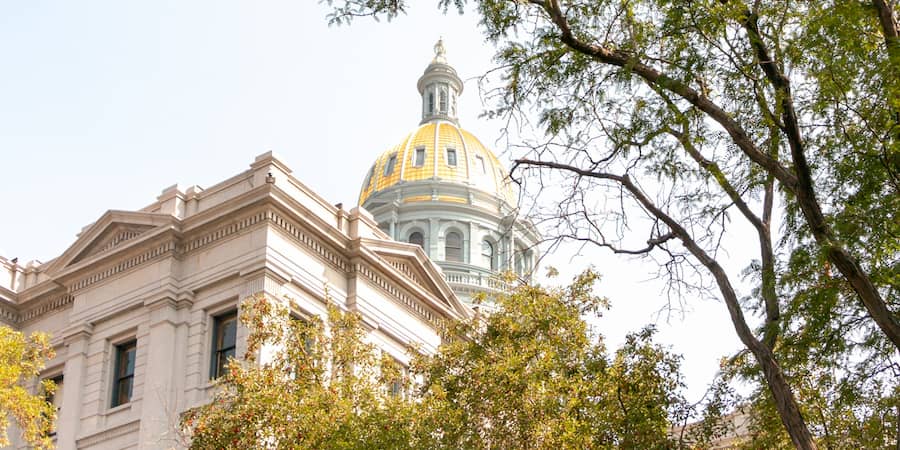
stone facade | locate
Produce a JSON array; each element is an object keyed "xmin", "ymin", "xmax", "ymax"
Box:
[{"xmin": 1, "ymin": 152, "xmax": 471, "ymax": 449}]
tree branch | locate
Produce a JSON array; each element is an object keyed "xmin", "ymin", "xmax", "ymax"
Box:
[
  {"xmin": 514, "ymin": 155, "xmax": 817, "ymax": 449},
  {"xmin": 736, "ymin": 2, "xmax": 900, "ymax": 353},
  {"xmin": 538, "ymin": 0, "xmax": 800, "ymax": 191}
]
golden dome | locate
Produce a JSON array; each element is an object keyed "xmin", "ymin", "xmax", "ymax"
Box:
[{"xmin": 358, "ymin": 121, "xmax": 515, "ymax": 207}]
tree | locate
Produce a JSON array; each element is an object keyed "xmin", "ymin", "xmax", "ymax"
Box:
[
  {"xmin": 0, "ymin": 325, "xmax": 56, "ymax": 450},
  {"xmin": 181, "ymin": 294, "xmax": 416, "ymax": 449},
  {"xmin": 181, "ymin": 277, "xmax": 722, "ymax": 449},
  {"xmin": 324, "ymin": 1, "xmax": 900, "ymax": 448},
  {"xmin": 411, "ymin": 270, "xmax": 721, "ymax": 449}
]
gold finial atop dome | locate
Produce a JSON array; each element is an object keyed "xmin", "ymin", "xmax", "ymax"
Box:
[{"xmin": 432, "ymin": 38, "xmax": 447, "ymax": 64}]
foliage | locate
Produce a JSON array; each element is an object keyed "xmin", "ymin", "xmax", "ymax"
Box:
[
  {"xmin": 323, "ymin": 1, "xmax": 900, "ymax": 448},
  {"xmin": 412, "ymin": 270, "xmax": 699, "ymax": 449},
  {"xmin": 0, "ymin": 325, "xmax": 56, "ymax": 449},
  {"xmin": 181, "ymin": 294, "xmax": 415, "ymax": 449},
  {"xmin": 182, "ymin": 275, "xmax": 724, "ymax": 449}
]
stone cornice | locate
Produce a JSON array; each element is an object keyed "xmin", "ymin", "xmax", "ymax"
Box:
[
  {"xmin": 267, "ymin": 209, "xmax": 349, "ymax": 272},
  {"xmin": 19, "ymin": 292, "xmax": 74, "ymax": 324},
  {"xmin": 8, "ymin": 182, "xmax": 466, "ymax": 327},
  {"xmin": 0, "ymin": 299, "xmax": 19, "ymax": 326}
]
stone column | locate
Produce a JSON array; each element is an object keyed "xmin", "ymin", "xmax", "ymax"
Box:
[
  {"xmin": 57, "ymin": 323, "xmax": 93, "ymax": 450},
  {"xmin": 138, "ymin": 294, "xmax": 192, "ymax": 450},
  {"xmin": 468, "ymin": 222, "xmax": 478, "ymax": 266},
  {"xmin": 389, "ymin": 210, "xmax": 398, "ymax": 241}
]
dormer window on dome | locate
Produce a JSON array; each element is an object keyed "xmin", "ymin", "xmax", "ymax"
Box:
[{"xmin": 418, "ymin": 39, "xmax": 463, "ymax": 125}]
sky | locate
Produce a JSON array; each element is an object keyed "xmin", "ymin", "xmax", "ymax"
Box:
[{"xmin": 0, "ymin": 1, "xmax": 744, "ymax": 402}]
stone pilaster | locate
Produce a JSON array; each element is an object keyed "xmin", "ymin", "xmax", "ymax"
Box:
[
  {"xmin": 57, "ymin": 323, "xmax": 93, "ymax": 450},
  {"xmin": 137, "ymin": 294, "xmax": 192, "ymax": 449},
  {"xmin": 429, "ymin": 218, "xmax": 440, "ymax": 260}
]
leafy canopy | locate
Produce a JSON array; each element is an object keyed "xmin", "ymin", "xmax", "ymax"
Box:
[{"xmin": 0, "ymin": 326, "xmax": 56, "ymax": 450}]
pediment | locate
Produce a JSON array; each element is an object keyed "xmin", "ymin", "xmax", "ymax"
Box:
[
  {"xmin": 367, "ymin": 243, "xmax": 471, "ymax": 319},
  {"xmin": 69, "ymin": 223, "xmax": 155, "ymax": 264},
  {"xmin": 44, "ymin": 211, "xmax": 176, "ymax": 275}
]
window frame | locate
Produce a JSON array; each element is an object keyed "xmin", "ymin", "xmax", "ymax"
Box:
[
  {"xmin": 481, "ymin": 240, "xmax": 495, "ymax": 270},
  {"xmin": 439, "ymin": 84, "xmax": 449, "ymax": 114},
  {"xmin": 111, "ymin": 340, "xmax": 136, "ymax": 408},
  {"xmin": 41, "ymin": 373, "xmax": 63, "ymax": 437},
  {"xmin": 383, "ymin": 153, "xmax": 397, "ymax": 176},
  {"xmin": 408, "ymin": 231, "xmax": 425, "ymax": 248},
  {"xmin": 414, "ymin": 147, "xmax": 426, "ymax": 167},
  {"xmin": 445, "ymin": 231, "xmax": 463, "ymax": 262},
  {"xmin": 210, "ymin": 311, "xmax": 238, "ymax": 380},
  {"xmin": 475, "ymin": 155, "xmax": 487, "ymax": 174},
  {"xmin": 446, "ymin": 148, "xmax": 457, "ymax": 167}
]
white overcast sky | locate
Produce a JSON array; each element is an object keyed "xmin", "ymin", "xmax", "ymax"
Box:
[{"xmin": 0, "ymin": 1, "xmax": 745, "ymax": 401}]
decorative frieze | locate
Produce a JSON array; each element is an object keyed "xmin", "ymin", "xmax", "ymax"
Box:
[
  {"xmin": 178, "ymin": 211, "xmax": 269, "ymax": 254},
  {"xmin": 268, "ymin": 211, "xmax": 349, "ymax": 271},
  {"xmin": 69, "ymin": 242, "xmax": 176, "ymax": 293},
  {"xmin": 0, "ymin": 302, "xmax": 19, "ymax": 324},
  {"xmin": 19, "ymin": 293, "xmax": 75, "ymax": 323}
]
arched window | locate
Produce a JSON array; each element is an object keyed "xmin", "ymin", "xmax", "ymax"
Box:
[
  {"xmin": 408, "ymin": 232, "xmax": 424, "ymax": 248},
  {"xmin": 481, "ymin": 240, "xmax": 495, "ymax": 270},
  {"xmin": 427, "ymin": 92, "xmax": 435, "ymax": 115},
  {"xmin": 445, "ymin": 231, "xmax": 463, "ymax": 262}
]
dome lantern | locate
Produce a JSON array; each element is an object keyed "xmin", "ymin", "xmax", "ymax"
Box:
[{"xmin": 417, "ymin": 38, "xmax": 463, "ymax": 125}]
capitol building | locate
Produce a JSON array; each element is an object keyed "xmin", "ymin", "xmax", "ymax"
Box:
[{"xmin": 0, "ymin": 40, "xmax": 538, "ymax": 449}]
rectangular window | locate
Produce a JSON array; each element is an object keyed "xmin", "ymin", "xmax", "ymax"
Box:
[
  {"xmin": 476, "ymin": 155, "xmax": 486, "ymax": 174},
  {"xmin": 111, "ymin": 341, "xmax": 136, "ymax": 407},
  {"xmin": 46, "ymin": 375, "xmax": 64, "ymax": 412},
  {"xmin": 210, "ymin": 311, "xmax": 237, "ymax": 379},
  {"xmin": 383, "ymin": 154, "xmax": 397, "ymax": 176},
  {"xmin": 439, "ymin": 85, "xmax": 448, "ymax": 113},
  {"xmin": 446, "ymin": 148, "xmax": 457, "ymax": 166},
  {"xmin": 42, "ymin": 375, "xmax": 63, "ymax": 436},
  {"xmin": 289, "ymin": 313, "xmax": 315, "ymax": 355},
  {"xmin": 414, "ymin": 148, "xmax": 426, "ymax": 167}
]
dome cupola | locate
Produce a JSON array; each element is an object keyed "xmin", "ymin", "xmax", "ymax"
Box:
[{"xmin": 417, "ymin": 39, "xmax": 463, "ymax": 125}]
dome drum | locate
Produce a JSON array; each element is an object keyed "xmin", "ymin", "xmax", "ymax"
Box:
[{"xmin": 361, "ymin": 179, "xmax": 516, "ymax": 217}]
